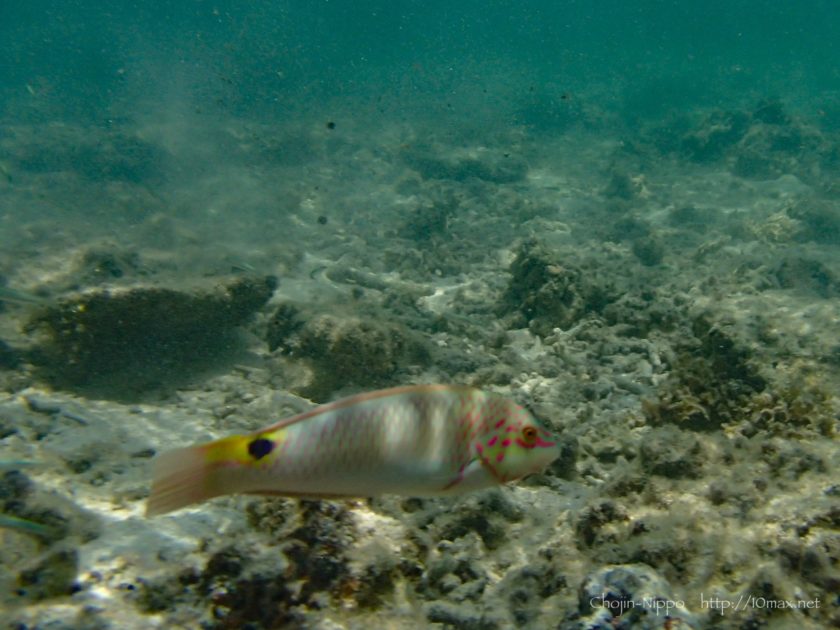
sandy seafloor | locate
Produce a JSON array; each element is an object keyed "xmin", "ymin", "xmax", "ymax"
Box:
[{"xmin": 0, "ymin": 100, "xmax": 838, "ymax": 629}]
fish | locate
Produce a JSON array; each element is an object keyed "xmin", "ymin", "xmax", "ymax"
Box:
[
  {"xmin": 0, "ymin": 514, "xmax": 55, "ymax": 539},
  {"xmin": 0, "ymin": 286, "xmax": 47, "ymax": 306},
  {"xmin": 0, "ymin": 461, "xmax": 55, "ymax": 539},
  {"xmin": 146, "ymin": 385, "xmax": 560, "ymax": 516}
]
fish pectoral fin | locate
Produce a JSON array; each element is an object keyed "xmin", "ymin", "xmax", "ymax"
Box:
[{"xmin": 441, "ymin": 458, "xmax": 498, "ymax": 494}]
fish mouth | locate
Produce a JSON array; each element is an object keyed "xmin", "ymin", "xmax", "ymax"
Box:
[{"xmin": 476, "ymin": 437, "xmax": 562, "ymax": 484}]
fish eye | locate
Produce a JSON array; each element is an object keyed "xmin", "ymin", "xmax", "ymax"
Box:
[{"xmin": 521, "ymin": 426, "xmax": 538, "ymax": 443}]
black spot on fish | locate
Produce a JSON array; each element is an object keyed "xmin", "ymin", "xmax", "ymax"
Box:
[
  {"xmin": 326, "ymin": 121, "xmax": 336, "ymax": 130},
  {"xmin": 248, "ymin": 437, "xmax": 274, "ymax": 460}
]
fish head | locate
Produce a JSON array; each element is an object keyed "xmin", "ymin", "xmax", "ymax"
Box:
[{"xmin": 474, "ymin": 401, "xmax": 560, "ymax": 483}]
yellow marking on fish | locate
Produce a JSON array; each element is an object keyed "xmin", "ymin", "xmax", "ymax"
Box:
[{"xmin": 204, "ymin": 430, "xmax": 288, "ymax": 468}]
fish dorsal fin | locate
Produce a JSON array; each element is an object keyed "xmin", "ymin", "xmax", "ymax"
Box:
[{"xmin": 259, "ymin": 384, "xmax": 478, "ymax": 432}]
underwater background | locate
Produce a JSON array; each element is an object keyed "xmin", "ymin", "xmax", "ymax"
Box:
[{"xmin": 1, "ymin": 1, "xmax": 838, "ymax": 628}]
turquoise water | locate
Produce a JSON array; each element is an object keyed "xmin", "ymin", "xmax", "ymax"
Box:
[
  {"xmin": 1, "ymin": 2, "xmax": 838, "ymax": 629},
  {"xmin": 3, "ymin": 2, "xmax": 839, "ymax": 123}
]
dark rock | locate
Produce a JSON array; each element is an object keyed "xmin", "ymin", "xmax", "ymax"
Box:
[
  {"xmin": 25, "ymin": 276, "xmax": 276, "ymax": 398},
  {"xmin": 349, "ymin": 561, "xmax": 396, "ymax": 608},
  {"xmin": 432, "ymin": 491, "xmax": 521, "ymax": 550},
  {"xmin": 499, "ymin": 240, "xmax": 615, "ymax": 336},
  {"xmin": 503, "ymin": 562, "xmax": 567, "ymax": 624},
  {"xmin": 753, "ymin": 100, "xmax": 790, "ymax": 126},
  {"xmin": 788, "ymin": 199, "xmax": 840, "ymax": 245},
  {"xmin": 10, "ymin": 124, "xmax": 169, "ymax": 184},
  {"xmin": 78, "ymin": 248, "xmax": 144, "ymax": 284},
  {"xmin": 774, "ymin": 257, "xmax": 839, "ymax": 298},
  {"xmin": 603, "ymin": 172, "xmax": 641, "ymax": 201},
  {"xmin": 265, "ymin": 302, "xmax": 305, "ymax": 352},
  {"xmin": 631, "ymin": 237, "xmax": 665, "ymax": 266},
  {"xmin": 398, "ymin": 200, "xmax": 455, "ymax": 241},
  {"xmin": 0, "ymin": 339, "xmax": 20, "ymax": 369},
  {"xmin": 606, "ymin": 215, "xmax": 650, "ymax": 242},
  {"xmin": 575, "ymin": 500, "xmax": 629, "ymax": 547},
  {"xmin": 546, "ymin": 435, "xmax": 578, "ymax": 480},
  {"xmin": 681, "ymin": 110, "xmax": 750, "ymax": 162},
  {"xmin": 667, "ymin": 204, "xmax": 707, "ymax": 228},
  {"xmin": 291, "ymin": 314, "xmax": 429, "ymax": 401},
  {"xmin": 644, "ymin": 315, "xmax": 767, "ymax": 431},
  {"xmin": 602, "ymin": 290, "xmax": 680, "ymax": 336},
  {"xmin": 17, "ymin": 547, "xmax": 79, "ymax": 600},
  {"xmin": 425, "ymin": 602, "xmax": 501, "ymax": 630}
]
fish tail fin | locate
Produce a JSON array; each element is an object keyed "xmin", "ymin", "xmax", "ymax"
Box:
[{"xmin": 145, "ymin": 435, "xmax": 252, "ymax": 517}]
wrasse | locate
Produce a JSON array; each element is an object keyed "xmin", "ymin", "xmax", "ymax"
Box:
[{"xmin": 146, "ymin": 385, "xmax": 560, "ymax": 516}]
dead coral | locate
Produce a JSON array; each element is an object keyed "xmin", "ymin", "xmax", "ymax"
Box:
[
  {"xmin": 740, "ymin": 385, "xmax": 836, "ymax": 438},
  {"xmin": 499, "ymin": 239, "xmax": 615, "ymax": 336},
  {"xmin": 643, "ymin": 315, "xmax": 766, "ymax": 431},
  {"xmin": 269, "ymin": 310, "xmax": 430, "ymax": 401},
  {"xmin": 139, "ymin": 500, "xmax": 360, "ymax": 628},
  {"xmin": 637, "ymin": 100, "xmax": 838, "ymax": 190}
]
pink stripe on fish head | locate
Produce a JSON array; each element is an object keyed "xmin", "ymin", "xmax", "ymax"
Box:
[{"xmin": 473, "ymin": 395, "xmax": 561, "ymax": 483}]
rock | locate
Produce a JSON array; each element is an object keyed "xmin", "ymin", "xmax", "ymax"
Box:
[
  {"xmin": 430, "ymin": 491, "xmax": 522, "ymax": 550},
  {"xmin": 0, "ymin": 340, "xmax": 20, "ymax": 369},
  {"xmin": 787, "ymin": 199, "xmax": 840, "ymax": 245},
  {"xmin": 574, "ymin": 500, "xmax": 629, "ymax": 547},
  {"xmin": 681, "ymin": 110, "xmax": 750, "ymax": 163},
  {"xmin": 643, "ymin": 314, "xmax": 766, "ymax": 431},
  {"xmin": 774, "ymin": 257, "xmax": 840, "ymax": 298},
  {"xmin": 290, "ymin": 314, "xmax": 429, "ymax": 401},
  {"xmin": 25, "ymin": 275, "xmax": 276, "ymax": 397},
  {"xmin": 631, "ymin": 236, "xmax": 665, "ymax": 266},
  {"xmin": 17, "ymin": 547, "xmax": 79, "ymax": 600},
  {"xmin": 499, "ymin": 240, "xmax": 615, "ymax": 336}
]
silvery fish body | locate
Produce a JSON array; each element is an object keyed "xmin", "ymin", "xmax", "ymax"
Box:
[{"xmin": 146, "ymin": 385, "xmax": 560, "ymax": 516}]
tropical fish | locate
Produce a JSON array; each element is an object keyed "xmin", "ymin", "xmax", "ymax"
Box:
[
  {"xmin": 0, "ymin": 461, "xmax": 55, "ymax": 539},
  {"xmin": 146, "ymin": 385, "xmax": 560, "ymax": 516},
  {"xmin": 0, "ymin": 514, "xmax": 55, "ymax": 538},
  {"xmin": 0, "ymin": 286, "xmax": 47, "ymax": 306}
]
